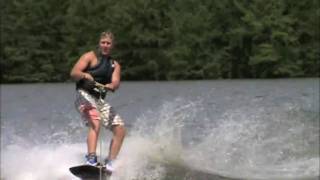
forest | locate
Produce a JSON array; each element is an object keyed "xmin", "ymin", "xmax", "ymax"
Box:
[{"xmin": 1, "ymin": 0, "xmax": 319, "ymax": 82}]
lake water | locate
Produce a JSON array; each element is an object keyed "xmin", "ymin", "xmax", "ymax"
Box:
[{"xmin": 1, "ymin": 79, "xmax": 319, "ymax": 180}]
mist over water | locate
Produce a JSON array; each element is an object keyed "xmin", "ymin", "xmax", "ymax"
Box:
[{"xmin": 1, "ymin": 79, "xmax": 319, "ymax": 180}]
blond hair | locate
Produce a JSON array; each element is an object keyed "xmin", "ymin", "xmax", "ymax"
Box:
[{"xmin": 100, "ymin": 31, "xmax": 114, "ymax": 41}]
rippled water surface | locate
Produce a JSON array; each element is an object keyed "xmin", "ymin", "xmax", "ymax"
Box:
[{"xmin": 1, "ymin": 79, "xmax": 319, "ymax": 180}]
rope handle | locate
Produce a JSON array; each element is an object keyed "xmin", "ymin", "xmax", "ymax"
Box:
[
  {"xmin": 94, "ymin": 81, "xmax": 114, "ymax": 104},
  {"xmin": 94, "ymin": 81, "xmax": 106, "ymax": 89}
]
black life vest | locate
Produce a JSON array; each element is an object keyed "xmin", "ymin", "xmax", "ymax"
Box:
[
  {"xmin": 85, "ymin": 53, "xmax": 114, "ymax": 85},
  {"xmin": 76, "ymin": 51, "xmax": 115, "ymax": 98}
]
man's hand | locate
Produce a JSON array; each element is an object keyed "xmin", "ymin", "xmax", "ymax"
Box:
[
  {"xmin": 94, "ymin": 82, "xmax": 115, "ymax": 92},
  {"xmin": 82, "ymin": 73, "xmax": 94, "ymax": 81},
  {"xmin": 105, "ymin": 84, "xmax": 115, "ymax": 92}
]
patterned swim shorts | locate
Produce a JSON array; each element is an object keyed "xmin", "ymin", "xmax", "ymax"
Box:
[{"xmin": 74, "ymin": 89, "xmax": 124, "ymax": 129}]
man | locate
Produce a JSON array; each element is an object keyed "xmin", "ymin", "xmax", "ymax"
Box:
[{"xmin": 70, "ymin": 31, "xmax": 126, "ymax": 173}]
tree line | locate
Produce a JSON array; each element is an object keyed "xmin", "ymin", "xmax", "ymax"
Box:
[{"xmin": 1, "ymin": 0, "xmax": 319, "ymax": 82}]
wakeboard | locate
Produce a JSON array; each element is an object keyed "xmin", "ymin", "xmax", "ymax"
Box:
[{"xmin": 69, "ymin": 164, "xmax": 111, "ymax": 179}]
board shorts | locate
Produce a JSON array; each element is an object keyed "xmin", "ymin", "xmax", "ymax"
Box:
[{"xmin": 74, "ymin": 89, "xmax": 124, "ymax": 129}]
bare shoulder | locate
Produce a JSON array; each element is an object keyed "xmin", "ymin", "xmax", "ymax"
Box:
[
  {"xmin": 82, "ymin": 51, "xmax": 96, "ymax": 60},
  {"xmin": 77, "ymin": 51, "xmax": 95, "ymax": 66},
  {"xmin": 113, "ymin": 60, "xmax": 121, "ymax": 68}
]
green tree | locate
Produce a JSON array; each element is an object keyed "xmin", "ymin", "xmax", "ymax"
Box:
[
  {"xmin": 2, "ymin": 0, "xmax": 69, "ymax": 82},
  {"xmin": 1, "ymin": 0, "xmax": 319, "ymax": 83}
]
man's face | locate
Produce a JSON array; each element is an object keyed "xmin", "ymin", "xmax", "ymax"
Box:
[{"xmin": 99, "ymin": 37, "xmax": 113, "ymax": 55}]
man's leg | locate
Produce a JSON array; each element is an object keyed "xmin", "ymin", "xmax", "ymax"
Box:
[
  {"xmin": 86, "ymin": 108, "xmax": 101, "ymax": 155},
  {"xmin": 108, "ymin": 125, "xmax": 126, "ymax": 160}
]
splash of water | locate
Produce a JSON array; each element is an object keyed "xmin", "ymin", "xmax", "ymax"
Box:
[
  {"xmin": 110, "ymin": 98, "xmax": 194, "ymax": 180},
  {"xmin": 1, "ymin": 97, "xmax": 319, "ymax": 180},
  {"xmin": 185, "ymin": 102, "xmax": 319, "ymax": 179},
  {"xmin": 1, "ymin": 143, "xmax": 83, "ymax": 180},
  {"xmin": 111, "ymin": 98, "xmax": 319, "ymax": 180}
]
